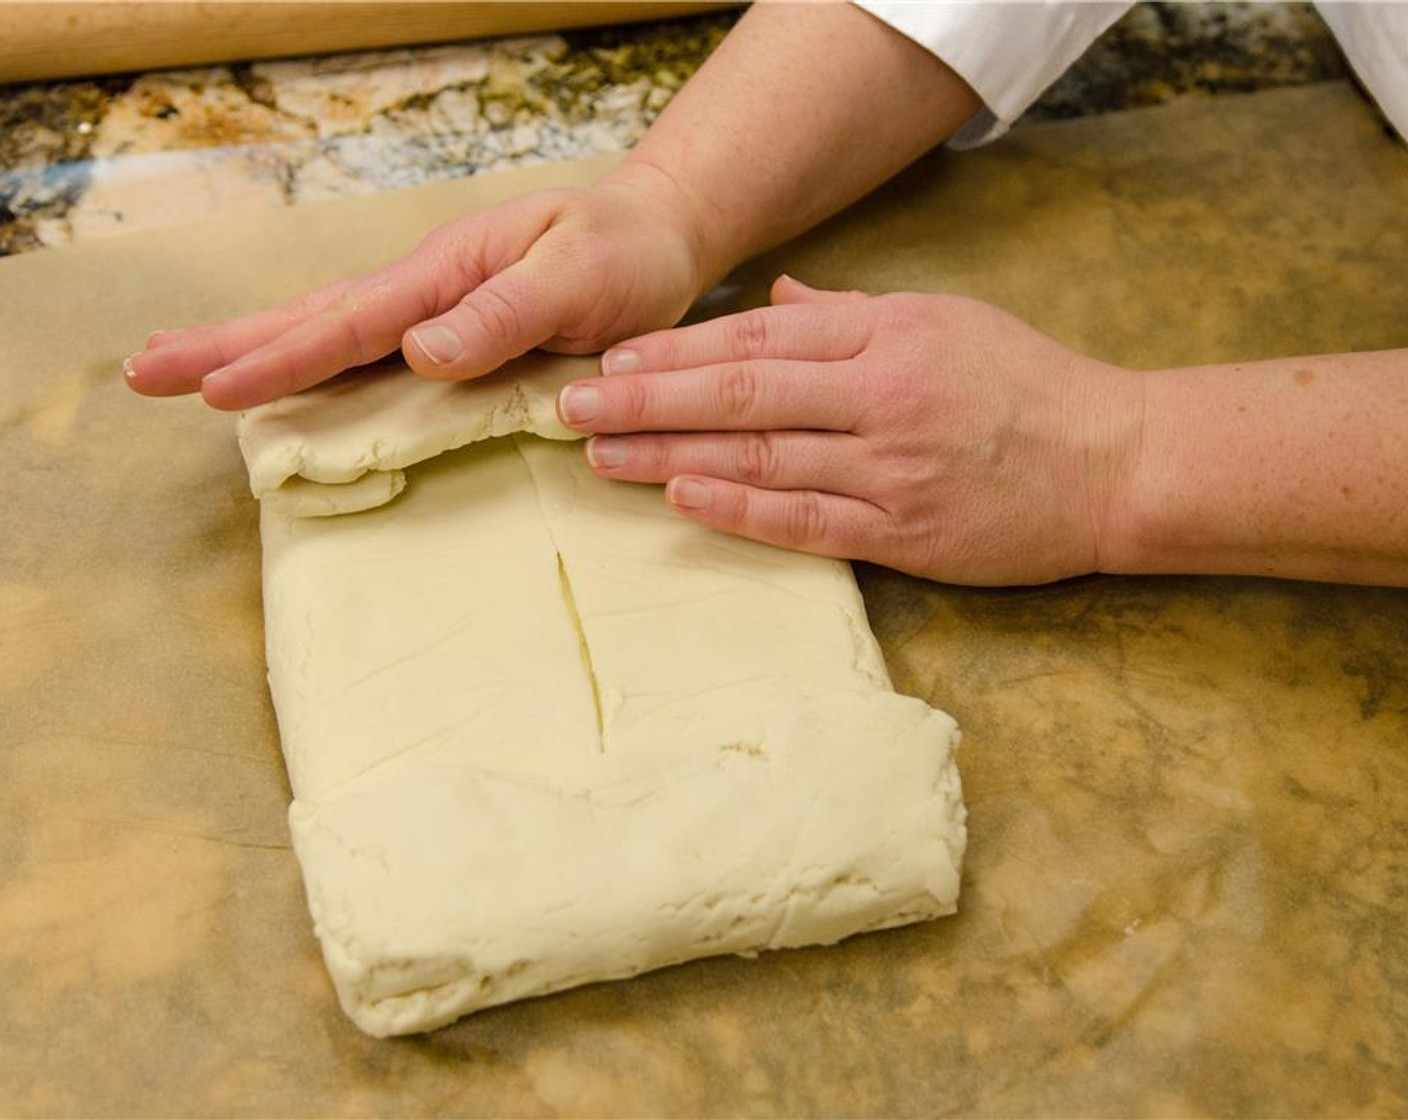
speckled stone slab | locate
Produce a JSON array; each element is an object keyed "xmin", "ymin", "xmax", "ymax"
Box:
[
  {"xmin": 1, "ymin": 82, "xmax": 1406, "ymax": 1115},
  {"xmin": 0, "ymin": 3, "xmax": 1348, "ymax": 256}
]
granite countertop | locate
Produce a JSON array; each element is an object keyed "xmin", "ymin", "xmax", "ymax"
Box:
[{"xmin": 0, "ymin": 3, "xmax": 1349, "ymax": 256}]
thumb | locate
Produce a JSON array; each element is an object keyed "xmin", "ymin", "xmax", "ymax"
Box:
[
  {"xmin": 770, "ymin": 274, "xmax": 869, "ymax": 306},
  {"xmin": 403, "ymin": 252, "xmax": 574, "ymax": 381}
]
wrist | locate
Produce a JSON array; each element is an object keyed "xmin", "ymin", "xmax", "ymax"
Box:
[
  {"xmin": 598, "ymin": 156, "xmax": 735, "ymax": 297},
  {"xmin": 1089, "ymin": 368, "xmax": 1155, "ymax": 577}
]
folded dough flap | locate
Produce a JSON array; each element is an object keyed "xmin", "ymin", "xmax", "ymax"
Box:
[
  {"xmin": 237, "ymin": 352, "xmax": 591, "ymax": 517},
  {"xmin": 261, "ymin": 430, "xmax": 965, "ymax": 1037}
]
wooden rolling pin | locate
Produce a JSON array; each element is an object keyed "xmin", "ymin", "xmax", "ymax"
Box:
[{"xmin": 0, "ymin": 2, "xmax": 734, "ymax": 85}]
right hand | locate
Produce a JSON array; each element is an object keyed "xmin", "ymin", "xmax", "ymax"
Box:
[{"xmin": 123, "ymin": 167, "xmax": 708, "ymax": 410}]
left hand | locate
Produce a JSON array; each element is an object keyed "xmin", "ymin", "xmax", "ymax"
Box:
[
  {"xmin": 556, "ymin": 276, "xmax": 1146, "ymax": 586},
  {"xmin": 124, "ymin": 171, "xmax": 707, "ymax": 410}
]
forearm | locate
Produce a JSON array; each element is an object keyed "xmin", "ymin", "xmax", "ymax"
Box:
[
  {"xmin": 602, "ymin": 1, "xmax": 981, "ymax": 290},
  {"xmin": 1105, "ymin": 350, "xmax": 1408, "ymax": 585}
]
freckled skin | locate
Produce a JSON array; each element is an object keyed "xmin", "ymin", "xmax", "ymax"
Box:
[{"xmin": 562, "ymin": 279, "xmax": 1408, "ymax": 587}]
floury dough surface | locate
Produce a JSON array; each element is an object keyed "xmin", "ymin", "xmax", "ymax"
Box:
[
  {"xmin": 253, "ymin": 362, "xmax": 965, "ymax": 1037},
  {"xmin": 238, "ymin": 352, "xmax": 589, "ymax": 516}
]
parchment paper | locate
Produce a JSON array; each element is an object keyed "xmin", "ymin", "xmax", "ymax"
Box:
[{"xmin": 2, "ymin": 82, "xmax": 1406, "ymax": 1115}]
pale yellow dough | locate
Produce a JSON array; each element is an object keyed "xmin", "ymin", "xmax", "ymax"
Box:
[
  {"xmin": 238, "ymin": 353, "xmax": 588, "ymax": 516},
  {"xmin": 247, "ymin": 355, "xmax": 965, "ymax": 1037}
]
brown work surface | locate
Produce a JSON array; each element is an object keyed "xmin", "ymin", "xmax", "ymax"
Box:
[{"xmin": 2, "ymin": 82, "xmax": 1407, "ymax": 1115}]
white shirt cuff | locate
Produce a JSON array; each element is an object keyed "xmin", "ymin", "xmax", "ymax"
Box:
[
  {"xmin": 854, "ymin": 1, "xmax": 1132, "ymax": 146},
  {"xmin": 1315, "ymin": 2, "xmax": 1408, "ymax": 140}
]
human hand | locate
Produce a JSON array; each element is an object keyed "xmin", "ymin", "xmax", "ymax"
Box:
[
  {"xmin": 557, "ymin": 277, "xmax": 1145, "ymax": 586},
  {"xmin": 123, "ymin": 166, "xmax": 707, "ymax": 410}
]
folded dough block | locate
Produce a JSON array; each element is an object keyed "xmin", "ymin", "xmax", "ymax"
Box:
[
  {"xmin": 240, "ymin": 353, "xmax": 585, "ymax": 517},
  {"xmin": 249, "ymin": 356, "xmax": 965, "ymax": 1037}
]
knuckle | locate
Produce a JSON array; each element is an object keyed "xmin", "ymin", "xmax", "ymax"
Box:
[
  {"xmin": 461, "ymin": 284, "xmax": 523, "ymax": 347},
  {"xmin": 716, "ymin": 362, "xmax": 762, "ymax": 419},
  {"xmin": 731, "ymin": 311, "xmax": 771, "ymax": 358},
  {"xmin": 332, "ymin": 311, "xmax": 371, "ymax": 365},
  {"xmin": 781, "ymin": 491, "xmax": 828, "ymax": 546},
  {"xmin": 735, "ymin": 432, "xmax": 780, "ymax": 485},
  {"xmin": 428, "ymin": 220, "xmax": 494, "ymax": 293},
  {"xmin": 414, "ymin": 224, "xmax": 459, "ymax": 265},
  {"xmin": 612, "ymin": 378, "xmax": 651, "ymax": 427},
  {"xmin": 886, "ymin": 448, "xmax": 934, "ymax": 497}
]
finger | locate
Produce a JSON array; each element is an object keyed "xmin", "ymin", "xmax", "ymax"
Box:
[
  {"xmin": 125, "ymin": 277, "xmax": 364, "ymax": 397},
  {"xmin": 602, "ymin": 299, "xmax": 872, "ymax": 377},
  {"xmin": 402, "ymin": 254, "xmax": 570, "ymax": 381},
  {"xmin": 584, "ymin": 429, "xmax": 866, "ymax": 491},
  {"xmin": 665, "ymin": 476, "xmax": 886, "ymax": 559},
  {"xmin": 770, "ymin": 274, "xmax": 870, "ymax": 306},
  {"xmin": 196, "ymin": 259, "xmax": 452, "ymax": 410},
  {"xmin": 557, "ymin": 361, "xmax": 860, "ymax": 435},
  {"xmin": 146, "ymin": 279, "xmax": 356, "ymax": 354}
]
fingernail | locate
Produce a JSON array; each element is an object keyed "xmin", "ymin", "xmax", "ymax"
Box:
[
  {"xmin": 669, "ymin": 478, "xmax": 712, "ymax": 510},
  {"xmin": 558, "ymin": 384, "xmax": 601, "ymax": 425},
  {"xmin": 602, "ymin": 348, "xmax": 639, "ymax": 376},
  {"xmin": 410, "ymin": 324, "xmax": 463, "ymax": 365},
  {"xmin": 586, "ymin": 436, "xmax": 626, "ymax": 469},
  {"xmin": 202, "ymin": 366, "xmax": 229, "ymax": 388},
  {"xmin": 122, "ymin": 355, "xmax": 138, "ymax": 380},
  {"xmin": 146, "ymin": 329, "xmax": 170, "ymax": 345}
]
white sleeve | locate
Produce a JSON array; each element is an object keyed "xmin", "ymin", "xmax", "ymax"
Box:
[
  {"xmin": 853, "ymin": 1, "xmax": 1132, "ymax": 147},
  {"xmin": 1316, "ymin": 2, "xmax": 1408, "ymax": 142}
]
